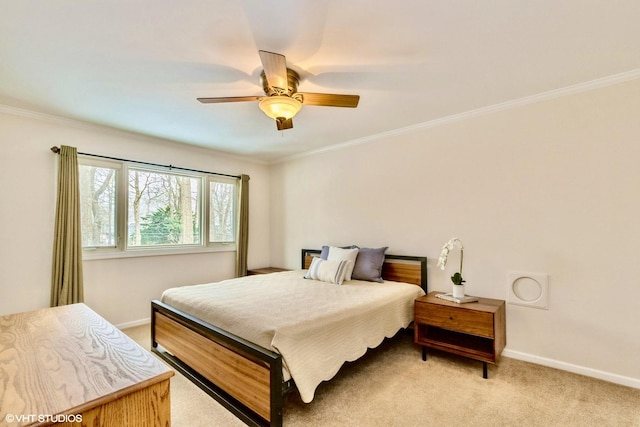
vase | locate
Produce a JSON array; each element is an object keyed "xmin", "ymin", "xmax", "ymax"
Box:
[{"xmin": 452, "ymin": 284, "xmax": 465, "ymax": 299}]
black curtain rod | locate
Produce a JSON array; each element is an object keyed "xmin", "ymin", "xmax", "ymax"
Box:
[{"xmin": 50, "ymin": 146, "xmax": 241, "ymax": 179}]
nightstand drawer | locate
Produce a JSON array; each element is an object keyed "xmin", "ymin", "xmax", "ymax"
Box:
[{"xmin": 415, "ymin": 303, "xmax": 494, "ymax": 338}]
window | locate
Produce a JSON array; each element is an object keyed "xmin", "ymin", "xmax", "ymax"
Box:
[
  {"xmin": 128, "ymin": 168, "xmax": 202, "ymax": 248},
  {"xmin": 79, "ymin": 161, "xmax": 119, "ymax": 248},
  {"xmin": 78, "ymin": 157, "xmax": 238, "ymax": 256},
  {"xmin": 209, "ymin": 178, "xmax": 236, "ymax": 243}
]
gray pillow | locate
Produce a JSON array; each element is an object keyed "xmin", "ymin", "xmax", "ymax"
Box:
[
  {"xmin": 320, "ymin": 245, "xmax": 357, "ymax": 260},
  {"xmin": 352, "ymin": 247, "xmax": 388, "ymax": 282},
  {"xmin": 320, "ymin": 245, "xmax": 330, "ymax": 259}
]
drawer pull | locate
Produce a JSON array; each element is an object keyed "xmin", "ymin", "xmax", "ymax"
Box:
[{"xmin": 449, "ymin": 316, "xmax": 454, "ymax": 320}]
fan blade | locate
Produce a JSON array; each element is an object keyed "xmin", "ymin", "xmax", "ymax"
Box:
[
  {"xmin": 298, "ymin": 92, "xmax": 359, "ymax": 108},
  {"xmin": 259, "ymin": 50, "xmax": 289, "ymax": 90},
  {"xmin": 197, "ymin": 96, "xmax": 261, "ymax": 104},
  {"xmin": 276, "ymin": 117, "xmax": 293, "ymax": 130}
]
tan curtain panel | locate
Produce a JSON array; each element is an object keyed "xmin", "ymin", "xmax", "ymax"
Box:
[
  {"xmin": 51, "ymin": 145, "xmax": 84, "ymax": 306},
  {"xmin": 235, "ymin": 174, "xmax": 250, "ymax": 277}
]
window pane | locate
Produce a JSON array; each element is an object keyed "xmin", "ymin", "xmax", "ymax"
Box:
[
  {"xmin": 209, "ymin": 180, "xmax": 236, "ymax": 243},
  {"xmin": 79, "ymin": 164, "xmax": 117, "ymax": 247},
  {"xmin": 128, "ymin": 169, "xmax": 201, "ymax": 247}
]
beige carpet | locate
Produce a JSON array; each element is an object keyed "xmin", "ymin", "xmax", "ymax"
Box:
[{"xmin": 124, "ymin": 325, "xmax": 640, "ymax": 427}]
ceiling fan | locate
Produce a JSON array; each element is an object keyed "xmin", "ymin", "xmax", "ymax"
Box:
[{"xmin": 197, "ymin": 50, "xmax": 360, "ymax": 130}]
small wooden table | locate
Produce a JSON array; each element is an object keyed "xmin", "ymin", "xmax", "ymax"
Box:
[
  {"xmin": 414, "ymin": 291, "xmax": 506, "ymax": 378},
  {"xmin": 247, "ymin": 267, "xmax": 289, "ymax": 275},
  {"xmin": 0, "ymin": 303, "xmax": 174, "ymax": 426}
]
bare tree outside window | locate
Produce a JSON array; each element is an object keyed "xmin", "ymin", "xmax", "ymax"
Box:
[
  {"xmin": 79, "ymin": 165, "xmax": 116, "ymax": 247},
  {"xmin": 209, "ymin": 180, "xmax": 235, "ymax": 243},
  {"xmin": 78, "ymin": 159, "xmax": 237, "ymax": 253},
  {"xmin": 127, "ymin": 169, "xmax": 201, "ymax": 247}
]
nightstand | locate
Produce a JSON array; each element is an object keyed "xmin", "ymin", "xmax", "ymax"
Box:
[
  {"xmin": 414, "ymin": 291, "xmax": 506, "ymax": 378},
  {"xmin": 247, "ymin": 267, "xmax": 289, "ymax": 275}
]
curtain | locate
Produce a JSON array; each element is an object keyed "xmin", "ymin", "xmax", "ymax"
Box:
[
  {"xmin": 235, "ymin": 174, "xmax": 250, "ymax": 277},
  {"xmin": 51, "ymin": 145, "xmax": 84, "ymax": 306}
]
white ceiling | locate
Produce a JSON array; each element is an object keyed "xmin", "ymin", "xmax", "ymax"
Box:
[{"xmin": 2, "ymin": 1, "xmax": 639, "ymax": 162}]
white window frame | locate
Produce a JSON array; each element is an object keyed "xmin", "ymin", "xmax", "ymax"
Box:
[
  {"xmin": 124, "ymin": 164, "xmax": 205, "ymax": 252},
  {"xmin": 78, "ymin": 156, "xmax": 238, "ymax": 260},
  {"xmin": 78, "ymin": 157, "xmax": 123, "ymax": 252},
  {"xmin": 208, "ymin": 175, "xmax": 238, "ymax": 245}
]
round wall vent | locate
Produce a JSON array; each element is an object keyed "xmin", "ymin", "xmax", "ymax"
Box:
[{"xmin": 507, "ymin": 272, "xmax": 549, "ymax": 309}]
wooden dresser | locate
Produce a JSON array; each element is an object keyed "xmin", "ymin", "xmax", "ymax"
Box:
[{"xmin": 0, "ymin": 303, "xmax": 174, "ymax": 426}]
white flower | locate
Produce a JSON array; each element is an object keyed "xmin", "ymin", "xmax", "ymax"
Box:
[
  {"xmin": 437, "ymin": 237, "xmax": 464, "ymax": 271},
  {"xmin": 437, "ymin": 249, "xmax": 449, "ymax": 270}
]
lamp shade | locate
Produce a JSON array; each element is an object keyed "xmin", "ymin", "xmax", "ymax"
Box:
[{"xmin": 259, "ymin": 96, "xmax": 302, "ymax": 120}]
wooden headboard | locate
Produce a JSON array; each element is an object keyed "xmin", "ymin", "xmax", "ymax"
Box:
[{"xmin": 301, "ymin": 249, "xmax": 427, "ymax": 292}]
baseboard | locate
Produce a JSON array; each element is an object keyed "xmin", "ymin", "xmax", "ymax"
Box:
[
  {"xmin": 503, "ymin": 348, "xmax": 640, "ymax": 390},
  {"xmin": 116, "ymin": 317, "xmax": 150, "ymax": 330}
]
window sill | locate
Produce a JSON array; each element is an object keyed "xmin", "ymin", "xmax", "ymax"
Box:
[{"xmin": 82, "ymin": 244, "xmax": 236, "ymax": 261}]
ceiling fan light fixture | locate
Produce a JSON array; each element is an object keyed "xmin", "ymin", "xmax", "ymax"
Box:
[{"xmin": 259, "ymin": 95, "xmax": 302, "ymax": 120}]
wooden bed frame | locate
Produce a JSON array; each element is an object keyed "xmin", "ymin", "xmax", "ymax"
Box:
[{"xmin": 151, "ymin": 249, "xmax": 427, "ymax": 427}]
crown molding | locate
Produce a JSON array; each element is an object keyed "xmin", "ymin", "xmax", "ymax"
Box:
[
  {"xmin": 273, "ymin": 68, "xmax": 640, "ymax": 164},
  {"xmin": 2, "ymin": 67, "xmax": 639, "ymax": 167}
]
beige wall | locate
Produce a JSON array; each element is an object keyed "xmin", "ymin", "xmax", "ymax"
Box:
[
  {"xmin": 269, "ymin": 78, "xmax": 640, "ymax": 387},
  {"xmin": 1, "ymin": 77, "xmax": 638, "ymax": 388},
  {"xmin": 0, "ymin": 110, "xmax": 271, "ymax": 325}
]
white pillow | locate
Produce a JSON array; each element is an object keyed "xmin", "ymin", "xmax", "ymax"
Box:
[
  {"xmin": 327, "ymin": 246, "xmax": 359, "ymax": 281},
  {"xmin": 304, "ymin": 257, "xmax": 350, "ymax": 285}
]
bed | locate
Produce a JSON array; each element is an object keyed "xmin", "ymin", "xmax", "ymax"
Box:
[{"xmin": 151, "ymin": 248, "xmax": 427, "ymax": 427}]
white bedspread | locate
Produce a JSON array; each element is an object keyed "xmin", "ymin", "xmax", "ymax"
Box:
[{"xmin": 160, "ymin": 270, "xmax": 425, "ymax": 403}]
